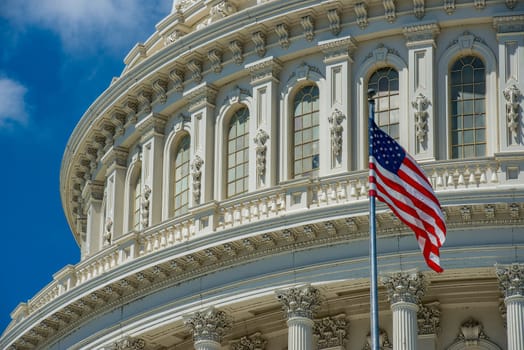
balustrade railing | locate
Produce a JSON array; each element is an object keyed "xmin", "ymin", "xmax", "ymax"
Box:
[{"xmin": 8, "ymin": 157, "xmax": 520, "ymax": 329}]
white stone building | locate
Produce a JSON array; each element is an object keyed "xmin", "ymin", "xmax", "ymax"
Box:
[{"xmin": 1, "ymin": 0, "xmax": 524, "ymax": 349}]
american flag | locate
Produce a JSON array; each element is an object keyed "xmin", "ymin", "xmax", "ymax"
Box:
[{"xmin": 368, "ymin": 119, "xmax": 446, "ymax": 273}]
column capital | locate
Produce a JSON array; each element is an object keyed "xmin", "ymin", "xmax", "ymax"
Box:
[
  {"xmin": 101, "ymin": 146, "xmax": 128, "ymax": 170},
  {"xmin": 313, "ymin": 314, "xmax": 348, "ymax": 349},
  {"xmin": 318, "ymin": 36, "xmax": 357, "ymax": 63},
  {"xmin": 403, "ymin": 22, "xmax": 440, "ymax": 47},
  {"xmin": 496, "ymin": 263, "xmax": 524, "ymax": 298},
  {"xmin": 245, "ymin": 56, "xmax": 282, "ymax": 85},
  {"xmin": 276, "ymin": 285, "xmax": 322, "ymax": 319},
  {"xmin": 183, "ymin": 83, "xmax": 217, "ymax": 112},
  {"xmin": 231, "ymin": 332, "xmax": 267, "ymax": 350},
  {"xmin": 183, "ymin": 307, "xmax": 232, "ymax": 343},
  {"xmin": 136, "ymin": 113, "xmax": 168, "ymax": 139},
  {"xmin": 382, "ymin": 272, "xmax": 427, "ymax": 305},
  {"xmin": 493, "ymin": 15, "xmax": 524, "ymax": 34}
]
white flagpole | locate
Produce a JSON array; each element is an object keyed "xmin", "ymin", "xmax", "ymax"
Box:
[{"xmin": 368, "ymin": 89, "xmax": 380, "ymax": 350}]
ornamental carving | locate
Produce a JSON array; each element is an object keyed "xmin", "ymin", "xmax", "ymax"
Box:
[
  {"xmin": 187, "ymin": 59, "xmax": 203, "ymax": 83},
  {"xmin": 169, "ymin": 68, "xmax": 185, "ymax": 93},
  {"xmin": 104, "ymin": 217, "xmax": 113, "ymax": 245},
  {"xmin": 231, "ymin": 332, "xmax": 267, "ymax": 350},
  {"xmin": 152, "ymin": 78, "xmax": 168, "ymax": 104},
  {"xmin": 496, "ymin": 263, "xmax": 524, "ymax": 297},
  {"xmin": 229, "ymin": 39, "xmax": 244, "ymax": 64},
  {"xmin": 457, "ymin": 318, "xmax": 488, "ymax": 344},
  {"xmin": 254, "ymin": 129, "xmax": 269, "ymax": 178},
  {"xmin": 327, "ymin": 8, "xmax": 341, "ymax": 35},
  {"xmin": 301, "ymin": 15, "xmax": 315, "ymax": 41},
  {"xmin": 197, "ymin": 0, "xmax": 237, "ymax": 29},
  {"xmin": 411, "ymin": 93, "xmax": 430, "ymax": 143},
  {"xmin": 417, "ymin": 301, "xmax": 441, "ymax": 335},
  {"xmin": 444, "ymin": 0, "xmax": 455, "ymax": 14},
  {"xmin": 106, "ymin": 336, "xmax": 146, "ymax": 350},
  {"xmin": 275, "ymin": 285, "xmax": 322, "ymax": 319},
  {"xmin": 382, "ymin": 272, "xmax": 427, "ymax": 304},
  {"xmin": 208, "ymin": 49, "xmax": 223, "ymax": 74},
  {"xmin": 413, "ymin": 0, "xmax": 425, "ymax": 19},
  {"xmin": 383, "ymin": 0, "xmax": 396, "ymax": 22},
  {"xmin": 141, "ymin": 185, "xmax": 151, "ymax": 228},
  {"xmin": 137, "ymin": 88, "xmax": 153, "ymax": 115},
  {"xmin": 184, "ymin": 307, "xmax": 232, "ymax": 342},
  {"xmin": 503, "ymin": 84, "xmax": 521, "ymax": 140},
  {"xmin": 275, "ymin": 23, "xmax": 290, "ymax": 48},
  {"xmin": 362, "ymin": 329, "xmax": 392, "ymax": 350},
  {"xmin": 355, "ymin": 2, "xmax": 369, "ymax": 29},
  {"xmin": 328, "ymin": 109, "xmax": 345, "ymax": 158},
  {"xmin": 191, "ymin": 155, "xmax": 204, "ymax": 204},
  {"xmin": 313, "ymin": 314, "xmax": 348, "ymax": 349},
  {"xmin": 252, "ymin": 31, "xmax": 266, "ymax": 57}
]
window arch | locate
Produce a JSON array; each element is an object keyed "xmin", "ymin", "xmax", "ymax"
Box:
[
  {"xmin": 293, "ymin": 85, "xmax": 320, "ymax": 177},
  {"xmin": 226, "ymin": 107, "xmax": 250, "ymax": 198},
  {"xmin": 368, "ymin": 67, "xmax": 399, "ymax": 140},
  {"xmin": 449, "ymin": 55, "xmax": 486, "ymax": 159},
  {"xmin": 172, "ymin": 135, "xmax": 190, "ymax": 216}
]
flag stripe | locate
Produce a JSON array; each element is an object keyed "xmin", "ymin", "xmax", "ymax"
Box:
[{"xmin": 368, "ymin": 118, "xmax": 446, "ymax": 273}]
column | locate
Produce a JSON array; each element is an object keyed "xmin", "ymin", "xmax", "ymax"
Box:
[
  {"xmin": 276, "ymin": 285, "xmax": 322, "ymax": 350},
  {"xmin": 82, "ymin": 180, "xmax": 104, "ymax": 256},
  {"xmin": 136, "ymin": 113, "xmax": 167, "ymax": 228},
  {"xmin": 403, "ymin": 23, "xmax": 440, "ymax": 161},
  {"xmin": 318, "ymin": 36, "xmax": 357, "ymax": 174},
  {"xmin": 101, "ymin": 147, "xmax": 128, "ymax": 242},
  {"xmin": 493, "ymin": 16, "xmax": 524, "ymax": 150},
  {"xmin": 184, "ymin": 307, "xmax": 232, "ymax": 350},
  {"xmin": 183, "ymin": 83, "xmax": 217, "ymax": 206},
  {"xmin": 245, "ymin": 56, "xmax": 282, "ymax": 189},
  {"xmin": 313, "ymin": 314, "xmax": 348, "ymax": 350},
  {"xmin": 382, "ymin": 272, "xmax": 427, "ymax": 350},
  {"xmin": 496, "ymin": 263, "xmax": 524, "ymax": 350}
]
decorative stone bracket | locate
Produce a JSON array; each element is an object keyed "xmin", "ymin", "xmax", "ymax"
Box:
[{"xmin": 503, "ymin": 84, "xmax": 521, "ymax": 140}]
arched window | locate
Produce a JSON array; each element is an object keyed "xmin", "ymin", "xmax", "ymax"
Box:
[
  {"xmin": 132, "ymin": 174, "xmax": 141, "ymax": 231},
  {"xmin": 227, "ymin": 107, "xmax": 250, "ymax": 198},
  {"xmin": 368, "ymin": 67, "xmax": 399, "ymax": 140},
  {"xmin": 172, "ymin": 136, "xmax": 190, "ymax": 216},
  {"xmin": 293, "ymin": 85, "xmax": 319, "ymax": 177},
  {"xmin": 450, "ymin": 55, "xmax": 486, "ymax": 159}
]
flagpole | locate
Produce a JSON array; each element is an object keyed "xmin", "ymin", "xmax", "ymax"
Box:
[{"xmin": 368, "ymin": 89, "xmax": 380, "ymax": 350}]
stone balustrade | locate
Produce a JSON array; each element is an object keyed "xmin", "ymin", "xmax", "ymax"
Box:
[{"xmin": 8, "ymin": 156, "xmax": 521, "ymax": 329}]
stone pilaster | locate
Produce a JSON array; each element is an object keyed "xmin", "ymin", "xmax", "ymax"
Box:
[
  {"xmin": 496, "ymin": 263, "xmax": 524, "ymax": 350},
  {"xmin": 318, "ymin": 36, "xmax": 357, "ymax": 174},
  {"xmin": 403, "ymin": 23, "xmax": 439, "ymax": 161},
  {"xmin": 245, "ymin": 57, "xmax": 281, "ymax": 189},
  {"xmin": 136, "ymin": 113, "xmax": 167, "ymax": 228},
  {"xmin": 313, "ymin": 314, "xmax": 348, "ymax": 350},
  {"xmin": 183, "ymin": 83, "xmax": 217, "ymax": 205},
  {"xmin": 276, "ymin": 285, "xmax": 321, "ymax": 350},
  {"xmin": 82, "ymin": 180, "xmax": 104, "ymax": 256},
  {"xmin": 184, "ymin": 307, "xmax": 232, "ymax": 350},
  {"xmin": 382, "ymin": 272, "xmax": 427, "ymax": 350}
]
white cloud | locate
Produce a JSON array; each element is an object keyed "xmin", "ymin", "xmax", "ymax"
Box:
[
  {"xmin": 2, "ymin": 0, "xmax": 170, "ymax": 54},
  {"xmin": 0, "ymin": 78, "xmax": 29, "ymax": 128}
]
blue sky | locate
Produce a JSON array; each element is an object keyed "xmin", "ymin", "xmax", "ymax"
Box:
[{"xmin": 0, "ymin": 1, "xmax": 171, "ymax": 333}]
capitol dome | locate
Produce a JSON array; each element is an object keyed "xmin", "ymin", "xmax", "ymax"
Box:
[{"xmin": 2, "ymin": 0, "xmax": 524, "ymax": 349}]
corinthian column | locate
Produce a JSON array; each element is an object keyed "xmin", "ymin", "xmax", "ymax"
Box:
[
  {"xmin": 382, "ymin": 272, "xmax": 427, "ymax": 350},
  {"xmin": 276, "ymin": 285, "xmax": 322, "ymax": 350},
  {"xmin": 496, "ymin": 263, "xmax": 524, "ymax": 350},
  {"xmin": 184, "ymin": 307, "xmax": 232, "ymax": 350}
]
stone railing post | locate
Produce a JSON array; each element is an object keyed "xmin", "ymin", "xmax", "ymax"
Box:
[
  {"xmin": 276, "ymin": 285, "xmax": 322, "ymax": 350},
  {"xmin": 496, "ymin": 263, "xmax": 524, "ymax": 350},
  {"xmin": 382, "ymin": 272, "xmax": 427, "ymax": 350}
]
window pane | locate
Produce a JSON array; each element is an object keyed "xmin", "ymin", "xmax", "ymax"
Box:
[
  {"xmin": 449, "ymin": 56, "xmax": 486, "ymax": 159},
  {"xmin": 293, "ymin": 85, "xmax": 320, "ymax": 177},
  {"xmin": 226, "ymin": 107, "xmax": 250, "ymax": 197},
  {"xmin": 368, "ymin": 67, "xmax": 400, "ymax": 141}
]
